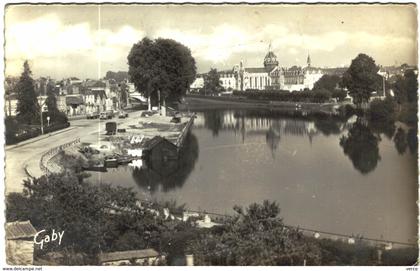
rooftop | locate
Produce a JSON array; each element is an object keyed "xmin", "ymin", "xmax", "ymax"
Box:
[
  {"xmin": 99, "ymin": 249, "xmax": 160, "ymax": 263},
  {"xmin": 6, "ymin": 220, "xmax": 37, "ymax": 240},
  {"xmin": 245, "ymin": 67, "xmax": 268, "ymax": 74}
]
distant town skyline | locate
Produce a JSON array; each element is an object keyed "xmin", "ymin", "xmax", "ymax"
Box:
[{"xmin": 5, "ymin": 4, "xmax": 418, "ymax": 80}]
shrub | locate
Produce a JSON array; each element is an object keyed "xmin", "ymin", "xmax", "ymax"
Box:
[{"xmin": 368, "ymin": 98, "xmax": 395, "ymax": 122}]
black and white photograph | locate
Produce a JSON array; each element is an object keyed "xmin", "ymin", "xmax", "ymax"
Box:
[{"xmin": 2, "ymin": 2, "xmax": 419, "ymax": 267}]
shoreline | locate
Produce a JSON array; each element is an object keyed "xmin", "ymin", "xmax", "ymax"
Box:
[{"xmin": 181, "ymin": 95, "xmax": 341, "ymax": 114}]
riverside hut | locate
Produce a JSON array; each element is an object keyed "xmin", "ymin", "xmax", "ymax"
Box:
[{"xmin": 142, "ymin": 136, "xmax": 178, "ymax": 166}]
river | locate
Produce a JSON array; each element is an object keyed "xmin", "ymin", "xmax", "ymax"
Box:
[{"xmin": 88, "ymin": 108, "xmax": 418, "ymax": 245}]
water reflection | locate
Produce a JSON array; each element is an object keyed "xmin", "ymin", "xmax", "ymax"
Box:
[
  {"xmin": 340, "ymin": 118, "xmax": 381, "ymax": 174},
  {"xmin": 407, "ymin": 128, "xmax": 418, "ymax": 155},
  {"xmin": 394, "ymin": 128, "xmax": 408, "ymax": 155},
  {"xmin": 197, "ymin": 110, "xmax": 345, "ymax": 143},
  {"xmin": 132, "ymin": 133, "xmax": 199, "ymax": 193}
]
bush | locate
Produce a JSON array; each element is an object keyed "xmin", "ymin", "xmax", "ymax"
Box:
[
  {"xmin": 368, "ymin": 98, "xmax": 395, "ymax": 122},
  {"xmin": 5, "ymin": 120, "xmax": 70, "ymax": 145},
  {"xmin": 233, "ymin": 89, "xmax": 331, "ymax": 103}
]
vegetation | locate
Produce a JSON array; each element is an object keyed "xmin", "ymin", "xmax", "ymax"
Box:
[
  {"xmin": 342, "ymin": 53, "xmax": 382, "ymax": 108},
  {"xmin": 232, "ymin": 89, "xmax": 332, "ymax": 103},
  {"xmin": 368, "ymin": 97, "xmax": 395, "ymax": 123},
  {"xmin": 127, "ymin": 37, "xmax": 196, "ymax": 107},
  {"xmin": 187, "ymin": 200, "xmax": 322, "ymax": 265},
  {"xmin": 312, "ymin": 74, "xmax": 347, "ymax": 102},
  {"xmin": 104, "ymin": 71, "xmax": 129, "ymax": 83},
  {"xmin": 392, "ymin": 69, "xmax": 418, "ymax": 125},
  {"xmin": 45, "ymin": 82, "xmax": 68, "ymax": 125},
  {"xmin": 202, "ymin": 68, "xmax": 224, "ymax": 95},
  {"xmin": 6, "ymin": 174, "xmax": 417, "ymax": 265},
  {"xmin": 16, "ymin": 61, "xmax": 39, "ymax": 125},
  {"xmin": 6, "ymin": 173, "xmax": 191, "ymax": 265}
]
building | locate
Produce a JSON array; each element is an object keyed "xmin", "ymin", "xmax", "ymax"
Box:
[
  {"xmin": 218, "ymin": 71, "xmax": 236, "ymax": 90},
  {"xmin": 85, "ymin": 89, "xmax": 107, "ymax": 113},
  {"xmin": 189, "ymin": 75, "xmax": 204, "ymax": 92},
  {"xmin": 6, "ymin": 221, "xmax": 38, "ymax": 265},
  {"xmin": 142, "ymin": 136, "xmax": 179, "ymax": 167},
  {"xmin": 234, "ymin": 47, "xmax": 323, "ymax": 92},
  {"xmin": 98, "ymin": 249, "xmax": 164, "ymax": 266}
]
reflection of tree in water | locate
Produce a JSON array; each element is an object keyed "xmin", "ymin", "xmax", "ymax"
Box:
[
  {"xmin": 393, "ymin": 128, "xmax": 408, "ymax": 155},
  {"xmin": 407, "ymin": 127, "xmax": 418, "ymax": 155},
  {"xmin": 132, "ymin": 132, "xmax": 199, "ymax": 193},
  {"xmin": 340, "ymin": 118, "xmax": 381, "ymax": 174},
  {"xmin": 314, "ymin": 118, "xmax": 342, "ymax": 136},
  {"xmin": 266, "ymin": 122, "xmax": 281, "ymax": 159},
  {"xmin": 203, "ymin": 110, "xmax": 224, "ymax": 137},
  {"xmin": 368, "ymin": 120, "xmax": 396, "ymax": 140}
]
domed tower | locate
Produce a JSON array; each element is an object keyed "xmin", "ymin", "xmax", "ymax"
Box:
[{"xmin": 264, "ymin": 43, "xmax": 279, "ymax": 72}]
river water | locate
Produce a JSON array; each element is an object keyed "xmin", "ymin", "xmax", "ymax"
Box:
[{"xmin": 88, "ymin": 109, "xmax": 418, "ymax": 245}]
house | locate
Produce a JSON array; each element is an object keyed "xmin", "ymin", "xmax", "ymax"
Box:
[
  {"xmin": 65, "ymin": 95, "xmax": 85, "ymax": 116},
  {"xmin": 85, "ymin": 89, "xmax": 107, "ymax": 113},
  {"xmin": 6, "ymin": 221, "xmax": 38, "ymax": 265},
  {"xmin": 142, "ymin": 136, "xmax": 179, "ymax": 169},
  {"xmin": 98, "ymin": 249, "xmax": 164, "ymax": 266}
]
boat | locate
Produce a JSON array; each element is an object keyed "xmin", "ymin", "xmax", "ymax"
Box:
[
  {"xmin": 104, "ymin": 156, "xmax": 118, "ymax": 168},
  {"xmin": 117, "ymin": 154, "xmax": 134, "ymax": 164},
  {"xmin": 82, "ymin": 164, "xmax": 107, "ymax": 172}
]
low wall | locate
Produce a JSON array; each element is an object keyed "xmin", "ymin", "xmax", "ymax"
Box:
[{"xmin": 39, "ymin": 138, "xmax": 81, "ymax": 175}]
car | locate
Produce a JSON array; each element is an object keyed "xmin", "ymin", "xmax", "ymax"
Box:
[
  {"xmin": 118, "ymin": 111, "xmax": 126, "ymax": 118},
  {"xmin": 106, "ymin": 110, "xmax": 114, "ymax": 119},
  {"xmin": 99, "ymin": 112, "xmax": 108, "ymax": 120},
  {"xmin": 87, "ymin": 112, "xmax": 99, "ymax": 119}
]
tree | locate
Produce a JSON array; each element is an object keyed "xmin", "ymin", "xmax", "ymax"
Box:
[
  {"xmin": 127, "ymin": 37, "xmax": 196, "ymax": 110},
  {"xmin": 187, "ymin": 201, "xmax": 322, "ymax": 265},
  {"xmin": 16, "ymin": 60, "xmax": 39, "ymax": 124},
  {"xmin": 119, "ymin": 82, "xmax": 129, "ymax": 108},
  {"xmin": 203, "ymin": 68, "xmax": 224, "ymax": 95},
  {"xmin": 404, "ymin": 69, "xmax": 418, "ymax": 103},
  {"xmin": 342, "ymin": 54, "xmax": 380, "ymax": 108},
  {"xmin": 312, "ymin": 74, "xmax": 341, "ymax": 92},
  {"xmin": 105, "ymin": 71, "xmax": 129, "ymax": 83},
  {"xmin": 392, "ymin": 74, "xmax": 407, "ymax": 108}
]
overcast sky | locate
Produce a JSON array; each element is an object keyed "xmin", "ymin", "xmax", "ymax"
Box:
[{"xmin": 5, "ymin": 4, "xmax": 418, "ymax": 80}]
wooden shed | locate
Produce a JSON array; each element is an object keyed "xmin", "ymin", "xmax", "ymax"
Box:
[
  {"xmin": 142, "ymin": 136, "xmax": 178, "ymax": 168},
  {"xmin": 6, "ymin": 221, "xmax": 37, "ymax": 265}
]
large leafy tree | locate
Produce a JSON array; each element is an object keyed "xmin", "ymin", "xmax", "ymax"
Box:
[
  {"xmin": 127, "ymin": 37, "xmax": 196, "ymax": 108},
  {"xmin": 203, "ymin": 68, "xmax": 223, "ymax": 95},
  {"xmin": 16, "ymin": 60, "xmax": 39, "ymax": 124},
  {"xmin": 6, "ymin": 173, "xmax": 174, "ymax": 263},
  {"xmin": 404, "ymin": 69, "xmax": 418, "ymax": 103},
  {"xmin": 187, "ymin": 200, "xmax": 322, "ymax": 265},
  {"xmin": 313, "ymin": 74, "xmax": 341, "ymax": 92},
  {"xmin": 342, "ymin": 54, "xmax": 380, "ymax": 108}
]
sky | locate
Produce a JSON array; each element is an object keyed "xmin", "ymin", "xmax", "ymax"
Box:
[{"xmin": 4, "ymin": 4, "xmax": 418, "ymax": 80}]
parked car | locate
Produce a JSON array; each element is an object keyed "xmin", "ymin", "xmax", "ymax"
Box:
[
  {"xmin": 118, "ymin": 111, "xmax": 127, "ymax": 118},
  {"xmin": 106, "ymin": 110, "xmax": 115, "ymax": 119},
  {"xmin": 87, "ymin": 112, "xmax": 99, "ymax": 119},
  {"xmin": 99, "ymin": 112, "xmax": 108, "ymax": 120}
]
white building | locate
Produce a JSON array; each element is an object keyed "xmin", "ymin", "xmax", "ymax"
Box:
[
  {"xmin": 190, "ymin": 76, "xmax": 204, "ymax": 91},
  {"xmin": 234, "ymin": 46, "xmax": 323, "ymax": 92}
]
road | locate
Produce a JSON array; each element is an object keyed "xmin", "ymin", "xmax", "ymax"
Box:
[{"xmin": 5, "ymin": 111, "xmax": 143, "ymax": 194}]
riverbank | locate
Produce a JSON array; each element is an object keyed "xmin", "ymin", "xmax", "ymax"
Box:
[{"xmin": 181, "ymin": 95, "xmax": 341, "ymax": 114}]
